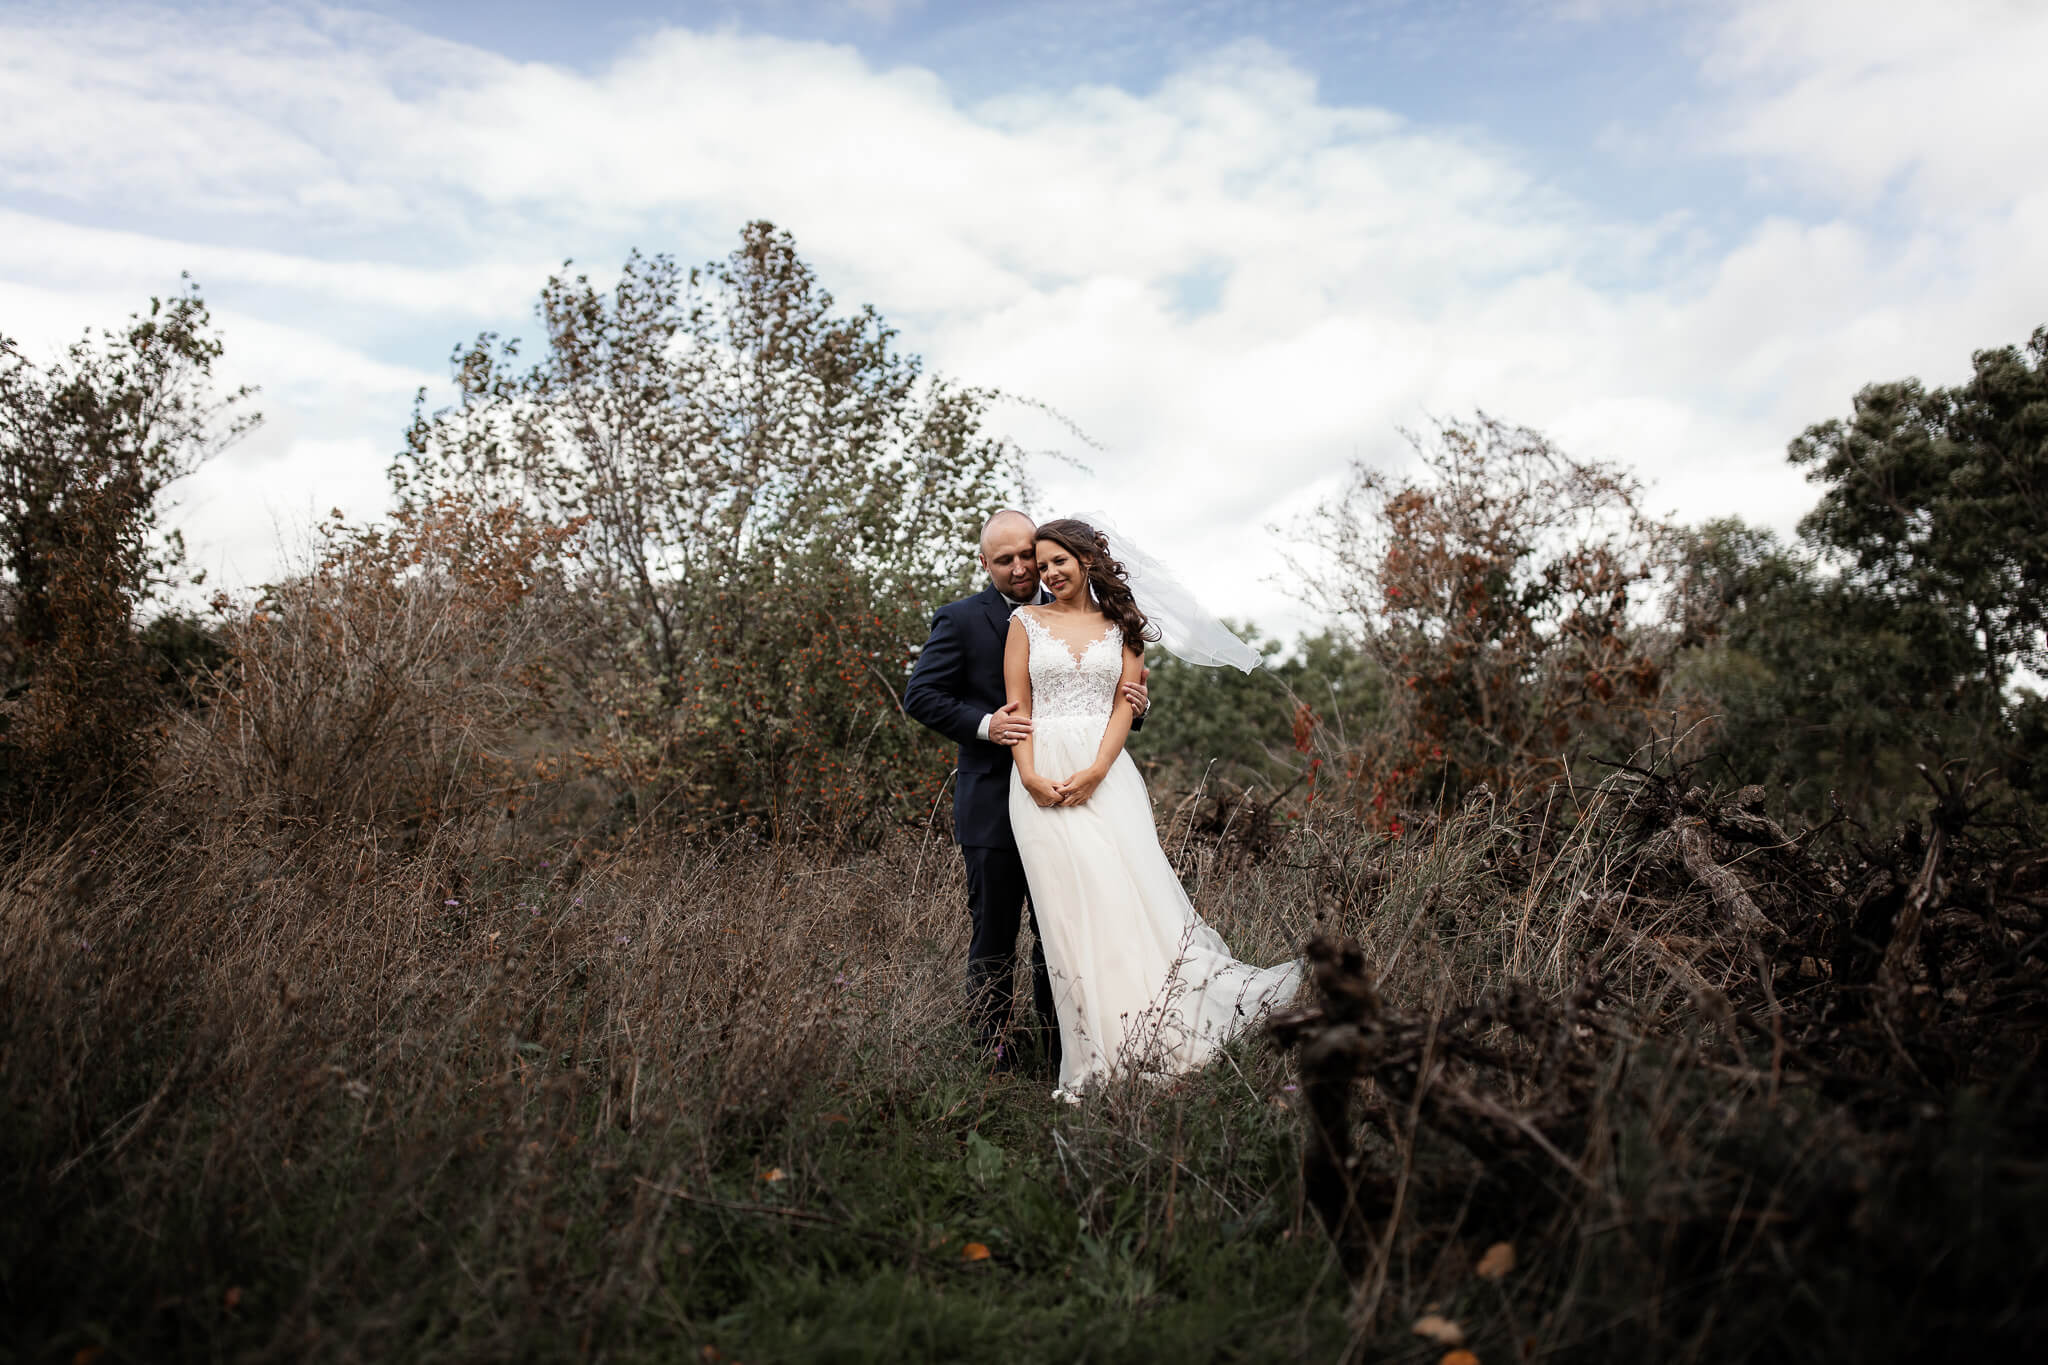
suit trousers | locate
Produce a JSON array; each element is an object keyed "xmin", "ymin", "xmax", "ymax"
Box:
[{"xmin": 961, "ymin": 843, "xmax": 1059, "ymax": 1065}]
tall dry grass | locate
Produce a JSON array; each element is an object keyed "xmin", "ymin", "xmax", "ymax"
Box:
[
  {"xmin": 176, "ymin": 497, "xmax": 588, "ymax": 834},
  {"xmin": 3, "ymin": 757, "xmax": 2042, "ymax": 1362}
]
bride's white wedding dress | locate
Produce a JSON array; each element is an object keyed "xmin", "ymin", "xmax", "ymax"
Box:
[{"xmin": 1008, "ymin": 608, "xmax": 1304, "ymax": 1099}]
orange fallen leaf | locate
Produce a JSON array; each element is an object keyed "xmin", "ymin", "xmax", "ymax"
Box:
[
  {"xmin": 1413, "ymin": 1314, "xmax": 1466, "ymax": 1347},
  {"xmin": 961, "ymin": 1241, "xmax": 992, "ymax": 1262},
  {"xmin": 1475, "ymin": 1240, "xmax": 1517, "ymax": 1279},
  {"xmin": 1442, "ymin": 1352, "xmax": 1480, "ymax": 1365},
  {"xmin": 758, "ymin": 1167, "xmax": 785, "ymax": 1183}
]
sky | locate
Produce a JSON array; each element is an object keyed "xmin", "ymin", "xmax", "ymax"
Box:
[{"xmin": 3, "ymin": 0, "xmax": 2046, "ymax": 632}]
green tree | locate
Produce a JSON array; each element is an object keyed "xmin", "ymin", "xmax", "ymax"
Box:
[
  {"xmin": 0, "ymin": 283, "xmax": 257, "ymax": 812},
  {"xmin": 1669, "ymin": 518, "xmax": 1990, "ymax": 824},
  {"xmin": 393, "ymin": 223, "xmax": 1018, "ymax": 839},
  {"xmin": 1692, "ymin": 324, "xmax": 2048, "ymax": 824},
  {"xmin": 1790, "ymin": 325, "xmax": 2047, "ymax": 693}
]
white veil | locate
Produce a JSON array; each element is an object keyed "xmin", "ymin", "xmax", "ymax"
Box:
[{"xmin": 1075, "ymin": 510, "xmax": 1262, "ymax": 674}]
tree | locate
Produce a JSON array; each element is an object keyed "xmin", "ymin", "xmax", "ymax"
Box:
[
  {"xmin": 0, "ymin": 283, "xmax": 256, "ymax": 811},
  {"xmin": 1668, "ymin": 518, "xmax": 1991, "ymax": 825},
  {"xmin": 1295, "ymin": 414, "xmax": 1677, "ymax": 818},
  {"xmin": 393, "ymin": 223, "xmax": 1019, "ymax": 838},
  {"xmin": 1664, "ymin": 326, "xmax": 2048, "ymax": 826},
  {"xmin": 1790, "ymin": 325, "xmax": 2048, "ymax": 694}
]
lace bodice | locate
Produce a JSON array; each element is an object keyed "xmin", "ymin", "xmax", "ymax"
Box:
[{"xmin": 1016, "ymin": 609, "xmax": 1123, "ymax": 722}]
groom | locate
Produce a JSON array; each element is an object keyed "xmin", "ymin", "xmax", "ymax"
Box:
[{"xmin": 903, "ymin": 510, "xmax": 1150, "ymax": 1072}]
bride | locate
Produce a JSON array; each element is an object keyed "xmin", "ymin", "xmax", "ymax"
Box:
[{"xmin": 1004, "ymin": 517, "xmax": 1303, "ymax": 1100}]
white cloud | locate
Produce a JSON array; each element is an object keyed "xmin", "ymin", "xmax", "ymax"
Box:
[
  {"xmin": 1, "ymin": 1, "xmax": 2043, "ymax": 635},
  {"xmin": 1701, "ymin": 0, "xmax": 2048, "ymax": 214},
  {"xmin": 0, "ymin": 211, "xmax": 541, "ymax": 319}
]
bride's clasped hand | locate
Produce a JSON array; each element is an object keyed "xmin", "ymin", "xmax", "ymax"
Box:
[
  {"xmin": 1049, "ymin": 766, "xmax": 1106, "ymax": 807},
  {"xmin": 1021, "ymin": 765, "xmax": 1104, "ymax": 808}
]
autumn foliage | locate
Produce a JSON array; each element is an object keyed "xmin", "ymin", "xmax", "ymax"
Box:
[{"xmin": 1294, "ymin": 414, "xmax": 1678, "ymax": 824}]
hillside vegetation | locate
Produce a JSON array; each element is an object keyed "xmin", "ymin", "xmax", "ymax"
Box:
[{"xmin": 3, "ymin": 227, "xmax": 2044, "ymax": 1362}]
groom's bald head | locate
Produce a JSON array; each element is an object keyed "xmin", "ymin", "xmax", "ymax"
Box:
[
  {"xmin": 979, "ymin": 509, "xmax": 1040, "ymax": 602},
  {"xmin": 980, "ymin": 509, "xmax": 1034, "ymax": 552}
]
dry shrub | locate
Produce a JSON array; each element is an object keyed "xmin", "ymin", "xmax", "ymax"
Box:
[
  {"xmin": 1292, "ymin": 414, "xmax": 1679, "ymax": 823},
  {"xmin": 0, "ymin": 476, "xmax": 165, "ymax": 808},
  {"xmin": 174, "ymin": 495, "xmax": 587, "ymax": 831}
]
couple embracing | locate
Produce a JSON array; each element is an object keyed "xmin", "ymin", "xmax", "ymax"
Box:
[{"xmin": 903, "ymin": 512, "xmax": 1303, "ymax": 1102}]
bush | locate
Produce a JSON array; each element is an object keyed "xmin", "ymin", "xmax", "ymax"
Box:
[{"xmin": 173, "ymin": 495, "xmax": 586, "ymax": 833}]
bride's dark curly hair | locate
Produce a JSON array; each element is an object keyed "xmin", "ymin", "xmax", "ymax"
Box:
[{"xmin": 1033, "ymin": 517, "xmax": 1157, "ymax": 654}]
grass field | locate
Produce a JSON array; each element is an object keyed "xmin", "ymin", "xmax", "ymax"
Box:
[{"xmin": 4, "ymin": 770, "xmax": 2043, "ymax": 1362}]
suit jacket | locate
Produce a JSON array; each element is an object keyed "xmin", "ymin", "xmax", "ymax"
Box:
[{"xmin": 903, "ymin": 583, "xmax": 1143, "ymax": 849}]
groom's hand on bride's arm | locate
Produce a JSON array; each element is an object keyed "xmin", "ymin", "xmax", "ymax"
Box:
[
  {"xmin": 1120, "ymin": 664, "xmax": 1151, "ymax": 718},
  {"xmin": 986, "ymin": 701, "xmax": 1033, "ymax": 746}
]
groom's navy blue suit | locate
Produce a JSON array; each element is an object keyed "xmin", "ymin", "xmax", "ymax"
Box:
[
  {"xmin": 905, "ymin": 582, "xmax": 1146, "ymax": 1064},
  {"xmin": 903, "ymin": 583, "xmax": 1052, "ymax": 1062}
]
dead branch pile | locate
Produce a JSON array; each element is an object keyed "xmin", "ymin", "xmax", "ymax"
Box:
[
  {"xmin": 1573, "ymin": 758, "xmax": 2048, "ymax": 1108},
  {"xmin": 1270, "ymin": 759, "xmax": 2048, "ymax": 1285},
  {"xmin": 1270, "ymin": 938, "xmax": 1613, "ymax": 1275}
]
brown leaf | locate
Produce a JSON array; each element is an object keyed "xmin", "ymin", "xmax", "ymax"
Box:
[
  {"xmin": 1413, "ymin": 1314, "xmax": 1466, "ymax": 1347},
  {"xmin": 1475, "ymin": 1240, "xmax": 1517, "ymax": 1279},
  {"xmin": 1442, "ymin": 1352, "xmax": 1481, "ymax": 1365},
  {"xmin": 757, "ymin": 1167, "xmax": 784, "ymax": 1183},
  {"xmin": 961, "ymin": 1241, "xmax": 991, "ymax": 1262}
]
